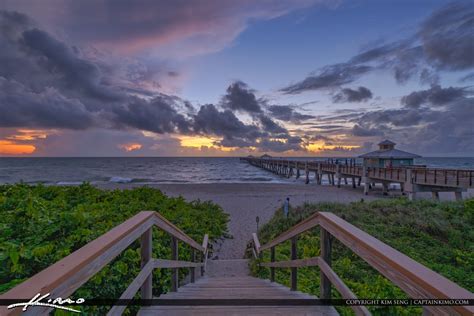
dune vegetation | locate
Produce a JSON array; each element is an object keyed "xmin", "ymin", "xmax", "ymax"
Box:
[{"xmin": 0, "ymin": 183, "xmax": 229, "ymax": 314}]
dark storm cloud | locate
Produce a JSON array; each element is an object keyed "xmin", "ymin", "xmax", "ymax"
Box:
[
  {"xmin": 351, "ymin": 124, "xmax": 384, "ymax": 137},
  {"xmin": 258, "ymin": 114, "xmax": 287, "ymax": 134},
  {"xmin": 352, "ymin": 85, "xmax": 474, "ymax": 154},
  {"xmin": 0, "ymin": 77, "xmax": 94, "ymax": 129},
  {"xmin": 282, "ymin": 1, "xmax": 474, "ymax": 93},
  {"xmin": 193, "ymin": 104, "xmax": 260, "ymax": 138},
  {"xmin": 460, "ymin": 72, "xmax": 474, "ymax": 82},
  {"xmin": 0, "ymin": 11, "xmax": 192, "ymax": 135},
  {"xmin": 281, "ymin": 63, "xmax": 372, "ymax": 94},
  {"xmin": 21, "ymin": 28, "xmax": 120, "ymax": 101},
  {"xmin": 192, "ymin": 104, "xmax": 304, "ymax": 152},
  {"xmin": 0, "ymin": 11, "xmax": 305, "ymax": 153},
  {"xmin": 332, "ymin": 86, "xmax": 373, "ymax": 103},
  {"xmin": 401, "ymin": 85, "xmax": 467, "ymax": 108},
  {"xmin": 221, "ymin": 81, "xmax": 262, "ymax": 113},
  {"xmin": 420, "ymin": 1, "xmax": 474, "ymax": 71},
  {"xmin": 267, "ymin": 105, "xmax": 315, "ymax": 123},
  {"xmin": 110, "ymin": 95, "xmax": 191, "ymax": 134}
]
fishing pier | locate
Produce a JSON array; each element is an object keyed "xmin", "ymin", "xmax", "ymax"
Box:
[{"xmin": 240, "ymin": 157, "xmax": 473, "ymax": 200}]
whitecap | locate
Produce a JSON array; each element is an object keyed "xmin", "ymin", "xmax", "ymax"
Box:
[{"xmin": 109, "ymin": 176, "xmax": 133, "ymax": 183}]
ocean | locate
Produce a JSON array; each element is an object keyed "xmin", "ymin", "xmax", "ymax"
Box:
[{"xmin": 1, "ymin": 157, "xmax": 474, "ymax": 185}]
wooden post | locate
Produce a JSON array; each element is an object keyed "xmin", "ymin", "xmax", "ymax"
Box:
[
  {"xmin": 291, "ymin": 237, "xmax": 297, "ymax": 291},
  {"xmin": 190, "ymin": 248, "xmax": 195, "ymax": 283},
  {"xmin": 305, "ymin": 162, "xmax": 309, "ymax": 184},
  {"xmin": 320, "ymin": 228, "xmax": 332, "ymax": 299},
  {"xmin": 201, "ymin": 251, "xmax": 206, "ymax": 276},
  {"xmin": 270, "ymin": 246, "xmax": 275, "ymax": 282},
  {"xmin": 455, "ymin": 191, "xmax": 462, "ymax": 201},
  {"xmin": 140, "ymin": 228, "xmax": 153, "ymax": 299},
  {"xmin": 171, "ymin": 236, "xmax": 178, "ymax": 292}
]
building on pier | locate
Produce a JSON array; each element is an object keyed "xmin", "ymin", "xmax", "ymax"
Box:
[
  {"xmin": 261, "ymin": 154, "xmax": 272, "ymax": 159},
  {"xmin": 359, "ymin": 140, "xmax": 420, "ymax": 168}
]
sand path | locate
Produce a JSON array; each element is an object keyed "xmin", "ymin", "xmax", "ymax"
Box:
[{"xmin": 101, "ymin": 183, "xmax": 381, "ymax": 259}]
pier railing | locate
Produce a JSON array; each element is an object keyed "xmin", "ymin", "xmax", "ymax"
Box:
[
  {"xmin": 0, "ymin": 211, "xmax": 209, "ymax": 315},
  {"xmin": 252, "ymin": 212, "xmax": 474, "ymax": 316},
  {"xmin": 241, "ymin": 157, "xmax": 474, "ymax": 189}
]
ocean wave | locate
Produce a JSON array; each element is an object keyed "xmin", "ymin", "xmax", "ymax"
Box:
[
  {"xmin": 109, "ymin": 177, "xmax": 133, "ymax": 183},
  {"xmin": 57, "ymin": 181, "xmax": 84, "ymax": 185}
]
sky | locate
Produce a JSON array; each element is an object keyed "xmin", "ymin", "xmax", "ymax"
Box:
[{"xmin": 0, "ymin": 0, "xmax": 472, "ymax": 157}]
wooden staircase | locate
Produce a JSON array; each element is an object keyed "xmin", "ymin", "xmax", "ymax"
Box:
[
  {"xmin": 2, "ymin": 211, "xmax": 473, "ymax": 315},
  {"xmin": 139, "ymin": 259, "xmax": 338, "ymax": 315}
]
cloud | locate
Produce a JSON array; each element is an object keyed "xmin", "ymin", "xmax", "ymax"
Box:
[
  {"xmin": 221, "ymin": 81, "xmax": 262, "ymax": 113},
  {"xmin": 401, "ymin": 84, "xmax": 468, "ymax": 108},
  {"xmin": 351, "ymin": 124, "xmax": 384, "ymax": 137},
  {"xmin": 1, "ymin": 0, "xmax": 319, "ymax": 57},
  {"xmin": 420, "ymin": 1, "xmax": 474, "ymax": 71},
  {"xmin": 282, "ymin": 1, "xmax": 474, "ymax": 92},
  {"xmin": 351, "ymin": 85, "xmax": 474, "ymax": 154},
  {"xmin": 258, "ymin": 114, "xmax": 287, "ymax": 134},
  {"xmin": 0, "ymin": 77, "xmax": 95, "ymax": 129},
  {"xmin": 281, "ymin": 63, "xmax": 372, "ymax": 94},
  {"xmin": 193, "ymin": 104, "xmax": 259, "ymax": 139},
  {"xmin": 333, "ymin": 86, "xmax": 373, "ymax": 103},
  {"xmin": 109, "ymin": 95, "xmax": 191, "ymax": 134},
  {"xmin": 267, "ymin": 105, "xmax": 315, "ymax": 123}
]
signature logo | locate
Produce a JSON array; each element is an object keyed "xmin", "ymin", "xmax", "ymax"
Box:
[{"xmin": 7, "ymin": 293, "xmax": 85, "ymax": 313}]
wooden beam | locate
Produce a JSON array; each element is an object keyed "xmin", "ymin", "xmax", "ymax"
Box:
[
  {"xmin": 140, "ymin": 227, "xmax": 153, "ymax": 299},
  {"xmin": 320, "ymin": 228, "xmax": 332, "ymax": 300},
  {"xmin": 260, "ymin": 213, "xmax": 319, "ymax": 251},
  {"xmin": 171, "ymin": 237, "xmax": 178, "ymax": 292},
  {"xmin": 202, "ymin": 234, "xmax": 209, "ymax": 251},
  {"xmin": 107, "ymin": 260, "xmax": 154, "ymax": 316},
  {"xmin": 153, "ymin": 212, "xmax": 204, "ymax": 252},
  {"xmin": 270, "ymin": 247, "xmax": 275, "ymax": 282},
  {"xmin": 291, "ymin": 237, "xmax": 297, "ymax": 291},
  {"xmin": 318, "ymin": 260, "xmax": 371, "ymax": 316},
  {"xmin": 252, "ymin": 233, "xmax": 261, "ymax": 253},
  {"xmin": 190, "ymin": 248, "xmax": 195, "ymax": 283}
]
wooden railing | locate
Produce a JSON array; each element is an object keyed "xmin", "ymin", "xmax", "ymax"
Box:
[
  {"xmin": 242, "ymin": 157, "xmax": 474, "ymax": 188},
  {"xmin": 252, "ymin": 212, "xmax": 474, "ymax": 316},
  {"xmin": 0, "ymin": 211, "xmax": 209, "ymax": 315}
]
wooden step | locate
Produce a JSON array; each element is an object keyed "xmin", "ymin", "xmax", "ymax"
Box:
[{"xmin": 138, "ymin": 259, "xmax": 338, "ymax": 315}]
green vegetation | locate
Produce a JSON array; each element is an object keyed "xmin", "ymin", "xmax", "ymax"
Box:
[
  {"xmin": 251, "ymin": 198, "xmax": 474, "ymax": 316},
  {"xmin": 0, "ymin": 183, "xmax": 228, "ymax": 314}
]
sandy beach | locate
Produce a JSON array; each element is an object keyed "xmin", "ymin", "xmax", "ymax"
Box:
[
  {"xmin": 98, "ymin": 183, "xmax": 385, "ymax": 259},
  {"xmin": 96, "ymin": 182, "xmax": 474, "ymax": 259}
]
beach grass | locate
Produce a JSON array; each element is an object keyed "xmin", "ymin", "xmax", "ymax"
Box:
[
  {"xmin": 251, "ymin": 198, "xmax": 474, "ymax": 315},
  {"xmin": 0, "ymin": 183, "xmax": 229, "ymax": 314}
]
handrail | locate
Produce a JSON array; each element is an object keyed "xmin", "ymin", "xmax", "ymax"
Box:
[
  {"xmin": 0, "ymin": 211, "xmax": 209, "ymax": 315},
  {"xmin": 241, "ymin": 157, "xmax": 474, "ymax": 188},
  {"xmin": 253, "ymin": 211, "xmax": 474, "ymax": 316}
]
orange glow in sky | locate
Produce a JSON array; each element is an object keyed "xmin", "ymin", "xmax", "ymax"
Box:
[
  {"xmin": 179, "ymin": 135, "xmax": 236, "ymax": 152},
  {"xmin": 118, "ymin": 143, "xmax": 143, "ymax": 152},
  {"xmin": 7, "ymin": 129, "xmax": 49, "ymax": 141},
  {"xmin": 0, "ymin": 140, "xmax": 36, "ymax": 155},
  {"xmin": 306, "ymin": 141, "xmax": 360, "ymax": 153}
]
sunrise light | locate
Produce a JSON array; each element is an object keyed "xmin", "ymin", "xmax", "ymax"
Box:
[{"xmin": 0, "ymin": 140, "xmax": 36, "ymax": 155}]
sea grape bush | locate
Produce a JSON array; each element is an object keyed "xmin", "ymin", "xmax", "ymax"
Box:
[
  {"xmin": 251, "ymin": 198, "xmax": 474, "ymax": 316},
  {"xmin": 0, "ymin": 183, "xmax": 228, "ymax": 314}
]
